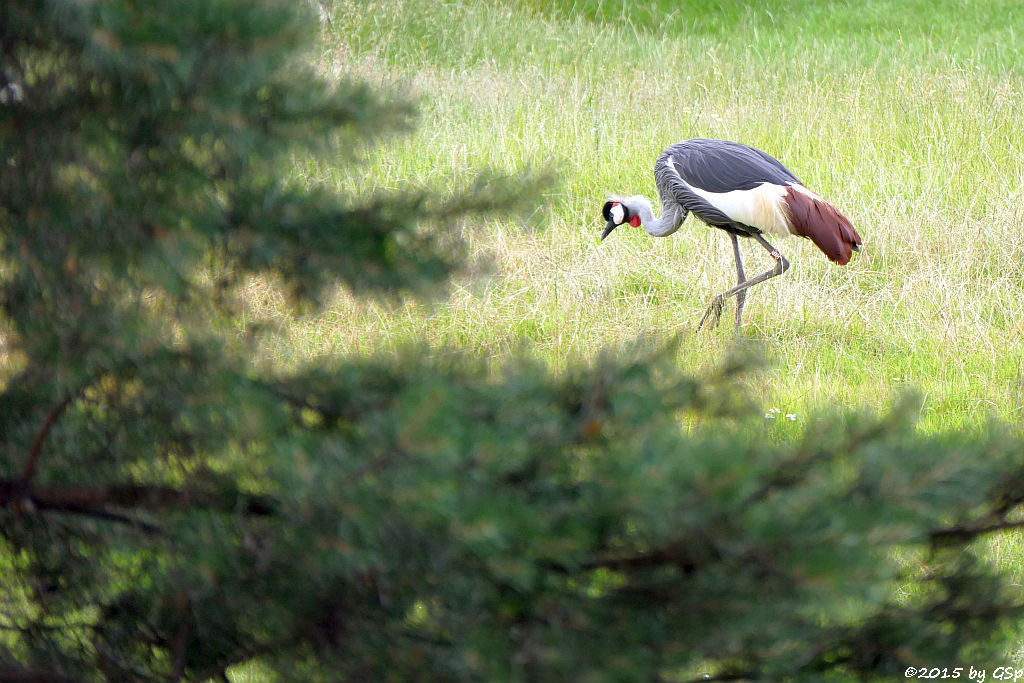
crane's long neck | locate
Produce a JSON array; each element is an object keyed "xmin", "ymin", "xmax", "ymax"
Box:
[{"xmin": 634, "ymin": 195, "xmax": 684, "ymax": 237}]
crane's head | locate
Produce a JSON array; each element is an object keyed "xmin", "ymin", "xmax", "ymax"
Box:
[{"xmin": 600, "ymin": 198, "xmax": 643, "ymax": 240}]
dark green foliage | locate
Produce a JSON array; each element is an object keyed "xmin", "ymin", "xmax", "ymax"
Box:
[{"xmin": 3, "ymin": 1, "xmax": 1024, "ymax": 681}]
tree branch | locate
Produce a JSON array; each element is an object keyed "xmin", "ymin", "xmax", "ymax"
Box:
[
  {"xmin": 171, "ymin": 599, "xmax": 193, "ymax": 682},
  {"xmin": 29, "ymin": 494, "xmax": 164, "ymax": 535},
  {"xmin": 930, "ymin": 518, "xmax": 1024, "ymax": 543},
  {"xmin": 0, "ymin": 479, "xmax": 276, "ymax": 514},
  {"xmin": 21, "ymin": 394, "xmax": 74, "ymax": 483},
  {"xmin": 0, "ymin": 478, "xmax": 278, "ymax": 534},
  {"xmin": 580, "ymin": 542, "xmax": 701, "ymax": 573}
]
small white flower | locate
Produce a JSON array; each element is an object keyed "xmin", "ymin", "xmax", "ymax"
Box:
[
  {"xmin": 785, "ymin": 414, "xmax": 797, "ymax": 421},
  {"xmin": 764, "ymin": 412, "xmax": 775, "ymax": 419}
]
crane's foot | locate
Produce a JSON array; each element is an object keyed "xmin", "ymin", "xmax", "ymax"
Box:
[{"xmin": 697, "ymin": 294, "xmax": 725, "ymax": 331}]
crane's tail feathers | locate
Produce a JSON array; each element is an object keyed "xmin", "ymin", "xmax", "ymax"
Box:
[{"xmin": 782, "ymin": 185, "xmax": 862, "ymax": 265}]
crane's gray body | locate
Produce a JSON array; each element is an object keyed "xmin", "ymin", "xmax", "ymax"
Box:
[{"xmin": 654, "ymin": 138, "xmax": 801, "ymax": 237}]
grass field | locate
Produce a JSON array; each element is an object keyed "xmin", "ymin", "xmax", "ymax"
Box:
[
  {"xmin": 246, "ymin": 0, "xmax": 1024, "ymax": 440},
  {"xmin": 226, "ymin": 3, "xmax": 1024, "ymax": 677}
]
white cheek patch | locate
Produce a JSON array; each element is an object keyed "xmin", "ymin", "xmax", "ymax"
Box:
[{"xmin": 609, "ymin": 203, "xmax": 625, "ymax": 224}]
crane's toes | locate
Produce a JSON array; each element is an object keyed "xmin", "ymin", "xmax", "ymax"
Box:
[{"xmin": 697, "ymin": 294, "xmax": 725, "ymax": 331}]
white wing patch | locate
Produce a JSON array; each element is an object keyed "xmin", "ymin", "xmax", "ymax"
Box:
[{"xmin": 685, "ymin": 180, "xmax": 792, "ymax": 237}]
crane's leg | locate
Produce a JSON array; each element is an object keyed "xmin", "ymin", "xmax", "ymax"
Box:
[
  {"xmin": 731, "ymin": 233, "xmax": 747, "ymax": 334},
  {"xmin": 698, "ymin": 233, "xmax": 789, "ymax": 331}
]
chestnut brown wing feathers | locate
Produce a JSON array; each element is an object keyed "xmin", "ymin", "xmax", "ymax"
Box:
[{"xmin": 782, "ymin": 187, "xmax": 862, "ymax": 265}]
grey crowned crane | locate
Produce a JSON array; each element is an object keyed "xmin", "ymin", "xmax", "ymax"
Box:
[{"xmin": 601, "ymin": 138, "xmax": 861, "ymax": 333}]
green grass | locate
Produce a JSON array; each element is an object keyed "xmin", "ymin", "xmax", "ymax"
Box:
[
  {"xmin": 247, "ymin": 0, "xmax": 1024, "ymax": 436},
  {"xmin": 227, "ymin": 5, "xmax": 1024, "ymax": 676}
]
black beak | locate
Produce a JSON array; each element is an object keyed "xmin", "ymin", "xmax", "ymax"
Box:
[{"xmin": 601, "ymin": 221, "xmax": 617, "ymax": 241}]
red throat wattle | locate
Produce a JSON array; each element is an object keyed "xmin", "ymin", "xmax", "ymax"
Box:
[{"xmin": 629, "ymin": 215, "xmax": 642, "ymax": 228}]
